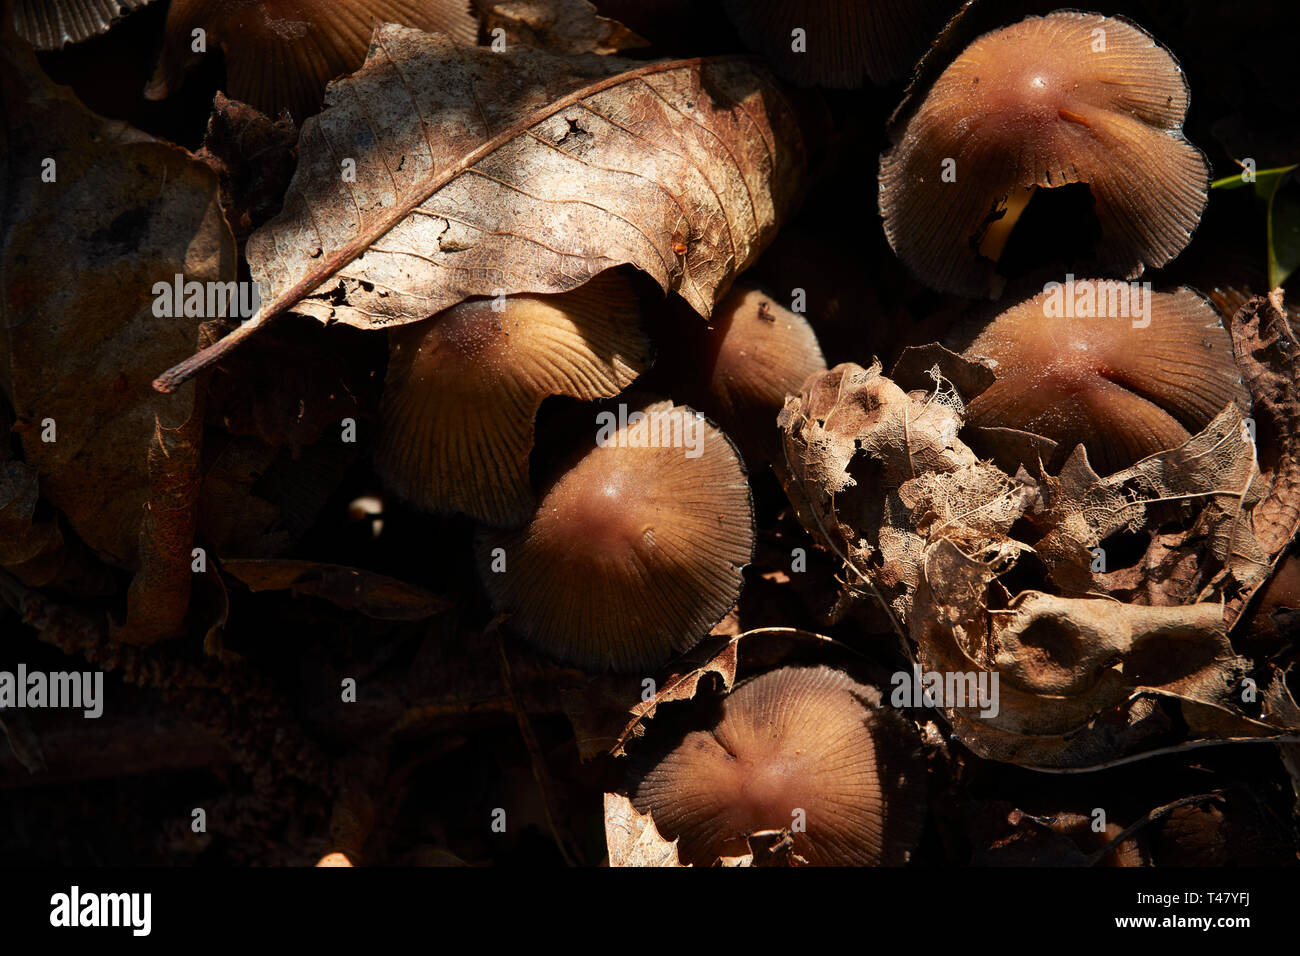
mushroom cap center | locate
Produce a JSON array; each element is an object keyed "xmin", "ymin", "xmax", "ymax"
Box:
[{"xmin": 537, "ymin": 452, "xmax": 659, "ymax": 558}]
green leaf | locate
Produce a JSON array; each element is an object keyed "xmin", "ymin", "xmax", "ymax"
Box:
[
  {"xmin": 1211, "ymin": 163, "xmax": 1300, "ymax": 289},
  {"xmin": 1268, "ymin": 173, "xmax": 1300, "ymax": 289}
]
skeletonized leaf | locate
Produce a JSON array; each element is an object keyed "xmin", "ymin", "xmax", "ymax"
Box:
[
  {"xmin": 603, "ymin": 792, "xmax": 683, "ymax": 867},
  {"xmin": 776, "ymin": 360, "xmax": 999, "ymax": 627},
  {"xmin": 1030, "ymin": 404, "xmax": 1267, "ymax": 601},
  {"xmin": 157, "ymin": 24, "xmax": 803, "ymax": 390}
]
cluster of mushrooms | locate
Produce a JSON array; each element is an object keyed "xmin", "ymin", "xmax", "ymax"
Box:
[
  {"xmin": 30, "ymin": 0, "xmax": 1258, "ymax": 865},
  {"xmin": 358, "ymin": 7, "xmax": 1243, "ymax": 866}
]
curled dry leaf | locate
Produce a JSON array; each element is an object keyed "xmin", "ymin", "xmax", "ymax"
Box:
[
  {"xmin": 912, "ymin": 538, "xmax": 1300, "ymax": 769},
  {"xmin": 156, "ymin": 24, "xmax": 804, "ymax": 391},
  {"xmin": 603, "ymin": 792, "xmax": 682, "ymax": 867},
  {"xmin": 478, "ymin": 0, "xmax": 649, "ymax": 55},
  {"xmin": 1226, "ymin": 289, "xmax": 1300, "ymax": 625},
  {"xmin": 561, "ymin": 627, "xmax": 838, "ymax": 761},
  {"xmin": 1029, "ymin": 404, "xmax": 1267, "ymax": 603},
  {"xmin": 195, "ymin": 92, "xmax": 299, "ymax": 248}
]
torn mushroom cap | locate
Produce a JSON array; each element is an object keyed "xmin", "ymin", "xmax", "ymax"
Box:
[
  {"xmin": 145, "ymin": 0, "xmax": 480, "ymax": 121},
  {"xmin": 721, "ymin": 0, "xmax": 958, "ymax": 87},
  {"xmin": 14, "ymin": 0, "xmax": 154, "ymax": 49},
  {"xmin": 961, "ymin": 283, "xmax": 1248, "ymax": 475},
  {"xmin": 631, "ymin": 665, "xmax": 924, "ymax": 866},
  {"xmin": 375, "ymin": 272, "xmax": 649, "ymax": 529},
  {"xmin": 700, "ymin": 287, "xmax": 826, "ymax": 466},
  {"xmin": 879, "ymin": 11, "xmax": 1209, "ymax": 296},
  {"xmin": 476, "ymin": 400, "xmax": 753, "ymax": 672}
]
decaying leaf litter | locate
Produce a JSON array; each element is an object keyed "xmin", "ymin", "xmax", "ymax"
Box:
[{"xmin": 2, "ymin": 0, "xmax": 1300, "ymax": 867}]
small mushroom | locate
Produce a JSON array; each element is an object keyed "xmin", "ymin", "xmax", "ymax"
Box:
[
  {"xmin": 476, "ymin": 399, "xmax": 753, "ymax": 672},
  {"xmin": 693, "ymin": 286, "xmax": 827, "ymax": 468},
  {"xmin": 959, "ymin": 282, "xmax": 1248, "ymax": 475},
  {"xmin": 375, "ymin": 272, "xmax": 649, "ymax": 528},
  {"xmin": 146, "ymin": 0, "xmax": 481, "ymax": 121},
  {"xmin": 880, "ymin": 11, "xmax": 1209, "ymax": 296},
  {"xmin": 721, "ymin": 0, "xmax": 959, "ymax": 87},
  {"xmin": 630, "ymin": 665, "xmax": 925, "ymax": 865}
]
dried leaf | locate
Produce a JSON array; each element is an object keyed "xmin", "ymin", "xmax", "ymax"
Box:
[
  {"xmin": 777, "ymin": 361, "xmax": 993, "ymax": 626},
  {"xmin": 603, "ymin": 792, "xmax": 682, "ymax": 867},
  {"xmin": 479, "ymin": 0, "xmax": 649, "ymax": 55},
  {"xmin": 1030, "ymin": 404, "xmax": 1267, "ymax": 602},
  {"xmin": 115, "ymin": 410, "xmax": 204, "ymax": 643},
  {"xmin": 222, "ymin": 558, "xmax": 451, "ymax": 621},
  {"xmin": 196, "ymin": 92, "xmax": 299, "ymax": 247},
  {"xmin": 0, "ymin": 710, "xmax": 47, "ymax": 774},
  {"xmin": 157, "ymin": 25, "xmax": 803, "ymax": 390},
  {"xmin": 1226, "ymin": 290, "xmax": 1300, "ymax": 626},
  {"xmin": 0, "ymin": 41, "xmax": 234, "ymax": 570},
  {"xmin": 912, "ymin": 537, "xmax": 1300, "ymax": 768}
]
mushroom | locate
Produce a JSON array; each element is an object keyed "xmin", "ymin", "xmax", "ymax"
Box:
[
  {"xmin": 879, "ymin": 11, "xmax": 1209, "ymax": 296},
  {"xmin": 14, "ymin": 0, "xmax": 155, "ymax": 49},
  {"xmin": 375, "ymin": 272, "xmax": 649, "ymax": 528},
  {"xmin": 691, "ymin": 286, "xmax": 827, "ymax": 469},
  {"xmin": 145, "ymin": 0, "xmax": 481, "ymax": 121},
  {"xmin": 476, "ymin": 399, "xmax": 753, "ymax": 672},
  {"xmin": 720, "ymin": 0, "xmax": 959, "ymax": 87},
  {"xmin": 630, "ymin": 665, "xmax": 925, "ymax": 865},
  {"xmin": 959, "ymin": 282, "xmax": 1248, "ymax": 475}
]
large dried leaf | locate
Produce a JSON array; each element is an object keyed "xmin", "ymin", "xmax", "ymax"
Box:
[
  {"xmin": 0, "ymin": 42, "xmax": 234, "ymax": 575},
  {"xmin": 157, "ymin": 25, "xmax": 803, "ymax": 390}
]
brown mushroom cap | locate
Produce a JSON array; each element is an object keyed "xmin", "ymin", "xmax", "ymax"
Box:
[
  {"xmin": 880, "ymin": 12, "xmax": 1209, "ymax": 296},
  {"xmin": 146, "ymin": 0, "xmax": 480, "ymax": 121},
  {"xmin": 476, "ymin": 400, "xmax": 753, "ymax": 671},
  {"xmin": 631, "ymin": 665, "xmax": 925, "ymax": 866},
  {"xmin": 698, "ymin": 287, "xmax": 827, "ymax": 466},
  {"xmin": 961, "ymin": 283, "xmax": 1248, "ymax": 474},
  {"xmin": 14, "ymin": 0, "xmax": 154, "ymax": 49},
  {"xmin": 375, "ymin": 272, "xmax": 649, "ymax": 528},
  {"xmin": 721, "ymin": 0, "xmax": 958, "ymax": 87}
]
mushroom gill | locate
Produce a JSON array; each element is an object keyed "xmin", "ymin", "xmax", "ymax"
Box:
[
  {"xmin": 146, "ymin": 0, "xmax": 481, "ymax": 121},
  {"xmin": 375, "ymin": 272, "xmax": 649, "ymax": 528},
  {"xmin": 631, "ymin": 665, "xmax": 926, "ymax": 865},
  {"xmin": 879, "ymin": 11, "xmax": 1209, "ymax": 296}
]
